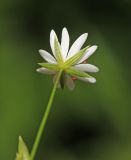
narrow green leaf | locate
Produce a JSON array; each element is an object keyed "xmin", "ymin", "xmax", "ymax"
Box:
[
  {"xmin": 38, "ymin": 63, "xmax": 59, "ymax": 71},
  {"xmin": 66, "ymin": 67, "xmax": 92, "ymax": 78},
  {"xmin": 63, "ymin": 46, "xmax": 90, "ymax": 67},
  {"xmin": 54, "ymin": 38, "xmax": 63, "ymax": 63},
  {"xmin": 15, "ymin": 136, "xmax": 30, "ymax": 160}
]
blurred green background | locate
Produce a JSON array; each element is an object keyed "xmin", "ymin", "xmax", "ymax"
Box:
[{"xmin": 0, "ymin": 0, "xmax": 131, "ymax": 159}]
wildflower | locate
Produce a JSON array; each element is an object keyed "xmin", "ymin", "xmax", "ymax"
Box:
[{"xmin": 37, "ymin": 27, "xmax": 99, "ymax": 90}]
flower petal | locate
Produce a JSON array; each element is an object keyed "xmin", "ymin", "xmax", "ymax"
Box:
[
  {"xmin": 65, "ymin": 75, "xmax": 75, "ymax": 91},
  {"xmin": 67, "ymin": 33, "xmax": 88, "ymax": 60},
  {"xmin": 77, "ymin": 45, "xmax": 97, "ymax": 64},
  {"xmin": 77, "ymin": 77, "xmax": 96, "ymax": 83},
  {"xmin": 36, "ymin": 68, "xmax": 56, "ymax": 74},
  {"xmin": 61, "ymin": 27, "xmax": 70, "ymax": 61},
  {"xmin": 50, "ymin": 30, "xmax": 57, "ymax": 58},
  {"xmin": 73, "ymin": 64, "xmax": 99, "ymax": 73},
  {"xmin": 39, "ymin": 49, "xmax": 56, "ymax": 64}
]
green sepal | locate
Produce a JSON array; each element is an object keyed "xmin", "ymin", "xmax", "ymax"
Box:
[
  {"xmin": 54, "ymin": 38, "xmax": 63, "ymax": 63},
  {"xmin": 15, "ymin": 136, "xmax": 30, "ymax": 160},
  {"xmin": 60, "ymin": 72, "xmax": 65, "ymax": 90},
  {"xmin": 63, "ymin": 46, "xmax": 90, "ymax": 68},
  {"xmin": 66, "ymin": 67, "xmax": 92, "ymax": 78},
  {"xmin": 38, "ymin": 63, "xmax": 59, "ymax": 71}
]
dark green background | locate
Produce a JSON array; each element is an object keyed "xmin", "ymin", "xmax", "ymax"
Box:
[{"xmin": 0, "ymin": 0, "xmax": 131, "ymax": 159}]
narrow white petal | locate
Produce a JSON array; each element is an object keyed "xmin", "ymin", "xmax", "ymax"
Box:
[
  {"xmin": 36, "ymin": 68, "xmax": 56, "ymax": 74},
  {"xmin": 50, "ymin": 30, "xmax": 57, "ymax": 58},
  {"xmin": 77, "ymin": 77, "xmax": 96, "ymax": 83},
  {"xmin": 39, "ymin": 49, "xmax": 56, "ymax": 64},
  {"xmin": 66, "ymin": 75, "xmax": 75, "ymax": 91},
  {"xmin": 61, "ymin": 27, "xmax": 70, "ymax": 61},
  {"xmin": 73, "ymin": 64, "xmax": 99, "ymax": 73},
  {"xmin": 67, "ymin": 33, "xmax": 88, "ymax": 60},
  {"xmin": 77, "ymin": 45, "xmax": 97, "ymax": 64}
]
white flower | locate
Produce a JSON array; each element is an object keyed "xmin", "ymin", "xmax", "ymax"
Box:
[{"xmin": 37, "ymin": 27, "xmax": 99, "ymax": 90}]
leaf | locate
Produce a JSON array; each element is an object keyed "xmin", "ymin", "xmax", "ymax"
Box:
[
  {"xmin": 38, "ymin": 63, "xmax": 59, "ymax": 71},
  {"xmin": 54, "ymin": 37, "xmax": 63, "ymax": 63},
  {"xmin": 66, "ymin": 67, "xmax": 92, "ymax": 78},
  {"xmin": 15, "ymin": 136, "xmax": 30, "ymax": 160},
  {"xmin": 63, "ymin": 46, "xmax": 90, "ymax": 67}
]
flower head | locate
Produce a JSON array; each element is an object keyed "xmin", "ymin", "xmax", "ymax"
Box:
[{"xmin": 37, "ymin": 27, "xmax": 99, "ymax": 90}]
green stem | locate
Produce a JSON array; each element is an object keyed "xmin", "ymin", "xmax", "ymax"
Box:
[{"xmin": 31, "ymin": 69, "xmax": 63, "ymax": 160}]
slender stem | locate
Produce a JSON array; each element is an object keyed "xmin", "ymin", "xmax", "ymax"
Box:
[{"xmin": 31, "ymin": 70, "xmax": 63, "ymax": 160}]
